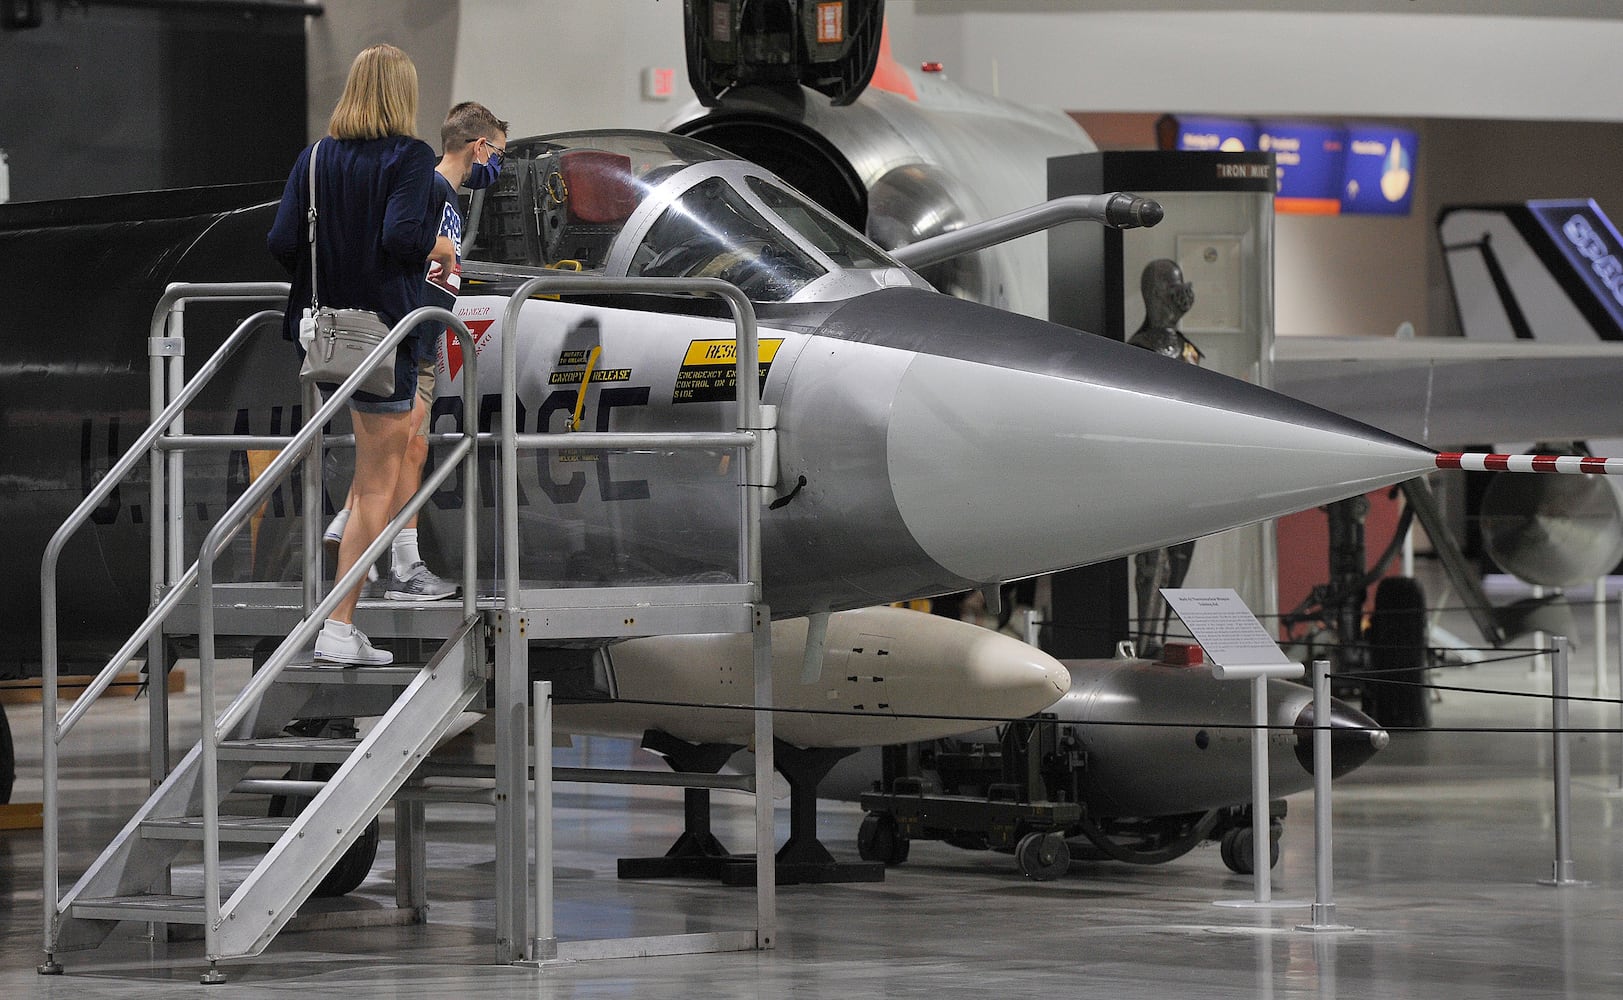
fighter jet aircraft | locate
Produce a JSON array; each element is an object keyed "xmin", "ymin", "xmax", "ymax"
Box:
[{"xmin": 1, "ymin": 130, "xmax": 1429, "ymax": 831}]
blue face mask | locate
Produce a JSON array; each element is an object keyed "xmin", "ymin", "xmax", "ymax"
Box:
[{"xmin": 467, "ymin": 151, "xmax": 502, "ymax": 190}]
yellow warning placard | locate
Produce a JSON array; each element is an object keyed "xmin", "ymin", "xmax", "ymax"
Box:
[
  {"xmin": 674, "ymin": 338, "xmax": 783, "ymax": 403},
  {"xmin": 681, "ymin": 339, "xmax": 783, "ymax": 367},
  {"xmin": 547, "ymin": 368, "xmax": 633, "ymax": 386}
]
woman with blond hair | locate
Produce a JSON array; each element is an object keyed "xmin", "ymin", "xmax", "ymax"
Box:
[{"xmin": 267, "ymin": 43, "xmax": 440, "ymax": 665}]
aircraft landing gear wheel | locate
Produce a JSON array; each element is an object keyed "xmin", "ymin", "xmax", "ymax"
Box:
[
  {"xmin": 267, "ymin": 753, "xmax": 380, "ymax": 897},
  {"xmin": 1219, "ymin": 824, "xmax": 1281, "ymax": 875},
  {"xmin": 0, "ymin": 704, "xmax": 14, "ymax": 805},
  {"xmin": 1015, "ymin": 831, "xmax": 1070, "ymax": 881},
  {"xmin": 857, "ymin": 812, "xmax": 910, "ymax": 866}
]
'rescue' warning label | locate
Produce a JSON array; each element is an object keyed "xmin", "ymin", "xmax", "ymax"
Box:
[{"xmin": 674, "ymin": 338, "xmax": 782, "ymax": 403}]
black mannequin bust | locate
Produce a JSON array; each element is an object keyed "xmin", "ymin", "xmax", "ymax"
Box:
[{"xmin": 1128, "ymin": 258, "xmax": 1202, "ymax": 365}]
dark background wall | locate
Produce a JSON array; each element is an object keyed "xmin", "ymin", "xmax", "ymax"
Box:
[{"xmin": 0, "ymin": 3, "xmax": 307, "ymax": 202}]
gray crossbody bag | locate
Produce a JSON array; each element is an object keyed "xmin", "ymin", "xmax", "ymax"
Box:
[{"xmin": 297, "ymin": 139, "xmax": 397, "ymax": 397}]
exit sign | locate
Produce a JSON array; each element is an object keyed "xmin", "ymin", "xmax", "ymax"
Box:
[{"xmin": 643, "ymin": 66, "xmax": 676, "ymax": 101}]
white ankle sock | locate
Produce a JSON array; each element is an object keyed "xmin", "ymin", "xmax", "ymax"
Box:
[
  {"xmin": 322, "ymin": 618, "xmax": 352, "ymax": 638},
  {"xmin": 392, "ymin": 528, "xmax": 421, "ymax": 574},
  {"xmin": 326, "ymin": 507, "xmax": 351, "ymax": 537}
]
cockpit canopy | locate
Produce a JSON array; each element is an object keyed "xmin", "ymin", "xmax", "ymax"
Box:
[{"xmin": 464, "ymin": 129, "xmax": 924, "ymax": 303}]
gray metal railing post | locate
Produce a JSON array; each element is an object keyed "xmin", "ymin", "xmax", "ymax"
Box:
[
  {"xmin": 495, "ymin": 273, "xmax": 769, "ymax": 959},
  {"xmin": 302, "ymin": 376, "xmax": 323, "ymax": 616},
  {"xmin": 1594, "ymin": 579, "xmax": 1609, "ymax": 699},
  {"xmin": 41, "ymin": 283, "xmax": 286, "ymax": 967},
  {"xmin": 530, "ymin": 681, "xmax": 556, "ymax": 963},
  {"xmin": 1541, "ymin": 635, "xmax": 1585, "ymax": 886},
  {"xmin": 195, "ymin": 307, "xmax": 476, "ymax": 959},
  {"xmin": 1299, "ymin": 659, "xmax": 1352, "ymax": 932},
  {"xmin": 41, "ymin": 286, "xmax": 477, "ymax": 970},
  {"xmin": 1250, "ymin": 674, "xmax": 1271, "ymax": 901}
]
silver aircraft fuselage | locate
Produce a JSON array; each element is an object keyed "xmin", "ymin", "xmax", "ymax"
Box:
[{"xmin": 4, "ymin": 130, "xmax": 1436, "ymax": 663}]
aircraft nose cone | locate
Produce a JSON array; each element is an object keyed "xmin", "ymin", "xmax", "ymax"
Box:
[
  {"xmin": 910, "ymin": 612, "xmax": 1072, "ymax": 709},
  {"xmin": 883, "ymin": 336, "xmax": 1438, "ymax": 583},
  {"xmin": 1293, "ymin": 698, "xmax": 1389, "ymax": 778}
]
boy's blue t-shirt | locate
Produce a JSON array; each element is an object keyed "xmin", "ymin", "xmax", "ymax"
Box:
[{"xmin": 415, "ymin": 171, "xmax": 462, "ymax": 360}]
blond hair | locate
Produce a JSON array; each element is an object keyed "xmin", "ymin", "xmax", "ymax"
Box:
[{"xmin": 327, "ymin": 44, "xmax": 419, "ymax": 140}]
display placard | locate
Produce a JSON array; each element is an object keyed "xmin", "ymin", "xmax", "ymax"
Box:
[
  {"xmin": 1341, "ymin": 126, "xmax": 1416, "ymax": 216},
  {"xmin": 1173, "ymin": 116, "xmax": 1257, "ymax": 153},
  {"xmin": 1162, "ymin": 588, "xmax": 1296, "ymax": 677},
  {"xmin": 1258, "ymin": 121, "xmax": 1345, "ymax": 215}
]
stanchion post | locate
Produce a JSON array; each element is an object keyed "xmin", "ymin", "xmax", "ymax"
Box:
[
  {"xmin": 1250, "ymin": 673, "xmax": 1272, "ymax": 902},
  {"xmin": 1594, "ymin": 579, "xmax": 1609, "ymax": 699},
  {"xmin": 1531, "ymin": 586, "xmax": 1549, "ymax": 675},
  {"xmin": 528, "ymin": 681, "xmax": 557, "ymax": 962},
  {"xmin": 1299, "ymin": 658, "xmax": 1352, "ymax": 932},
  {"xmin": 1539, "ymin": 636, "xmax": 1587, "ymax": 887},
  {"xmin": 1212, "ymin": 661, "xmax": 1308, "ymax": 911}
]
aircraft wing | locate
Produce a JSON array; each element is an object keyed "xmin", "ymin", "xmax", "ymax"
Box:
[{"xmin": 1273, "ymin": 336, "xmax": 1623, "ymax": 448}]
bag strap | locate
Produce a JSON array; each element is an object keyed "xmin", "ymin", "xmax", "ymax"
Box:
[{"xmin": 306, "ymin": 138, "xmax": 321, "ymax": 312}]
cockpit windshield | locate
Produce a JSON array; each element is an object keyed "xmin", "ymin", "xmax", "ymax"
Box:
[
  {"xmin": 744, "ymin": 177, "xmax": 890, "ymax": 270},
  {"xmin": 464, "ymin": 128, "xmax": 908, "ymax": 303},
  {"xmin": 628, "ymin": 177, "xmax": 825, "ymax": 301}
]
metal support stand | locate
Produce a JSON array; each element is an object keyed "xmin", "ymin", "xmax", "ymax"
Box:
[
  {"xmin": 1021, "ymin": 608, "xmax": 1042, "ymax": 648},
  {"xmin": 524, "ymin": 681, "xmax": 558, "ymax": 964},
  {"xmin": 1539, "ymin": 636, "xmax": 1589, "ymax": 887},
  {"xmin": 1531, "ymin": 586, "xmax": 1549, "ymax": 675},
  {"xmin": 494, "ymin": 612, "xmax": 529, "ymax": 964},
  {"xmin": 1298, "ymin": 659, "xmax": 1353, "ymax": 932},
  {"xmin": 1593, "ymin": 578, "xmax": 1609, "ymax": 699},
  {"xmin": 1616, "ymin": 594, "xmax": 1623, "ymax": 797},
  {"xmin": 1214, "ymin": 662, "xmax": 1309, "ymax": 911}
]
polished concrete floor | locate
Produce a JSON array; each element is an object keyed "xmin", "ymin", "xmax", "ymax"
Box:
[{"xmin": 4, "ymin": 581, "xmax": 1623, "ymax": 998}]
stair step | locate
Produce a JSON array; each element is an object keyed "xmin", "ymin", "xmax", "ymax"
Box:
[
  {"xmin": 217, "ymin": 736, "xmax": 361, "ymax": 764},
  {"xmin": 281, "ymin": 665, "xmax": 423, "ymax": 685},
  {"xmin": 233, "ymin": 778, "xmax": 327, "ymax": 797},
  {"xmin": 141, "ymin": 815, "xmax": 295, "ymax": 844},
  {"xmin": 70, "ymin": 894, "xmax": 207, "ymax": 924}
]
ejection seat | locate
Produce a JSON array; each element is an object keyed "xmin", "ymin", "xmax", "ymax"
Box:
[{"xmin": 542, "ymin": 149, "xmax": 641, "ymax": 270}]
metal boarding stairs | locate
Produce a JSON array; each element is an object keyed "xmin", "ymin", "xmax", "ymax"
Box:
[{"xmin": 39, "ymin": 275, "xmax": 776, "ymax": 980}]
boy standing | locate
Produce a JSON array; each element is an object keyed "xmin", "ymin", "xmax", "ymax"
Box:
[{"xmin": 324, "ymin": 101, "xmax": 509, "ymax": 601}]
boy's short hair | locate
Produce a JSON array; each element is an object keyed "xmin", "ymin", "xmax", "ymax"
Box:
[{"xmin": 441, "ymin": 102, "xmax": 510, "ymax": 151}]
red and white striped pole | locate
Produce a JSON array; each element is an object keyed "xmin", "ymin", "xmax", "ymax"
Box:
[{"xmin": 1435, "ymin": 452, "xmax": 1623, "ymax": 475}]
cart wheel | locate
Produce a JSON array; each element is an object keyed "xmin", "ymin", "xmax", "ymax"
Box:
[
  {"xmin": 1015, "ymin": 831, "xmax": 1070, "ymax": 881},
  {"xmin": 857, "ymin": 812, "xmax": 910, "ymax": 866},
  {"xmin": 1219, "ymin": 826, "xmax": 1280, "ymax": 874}
]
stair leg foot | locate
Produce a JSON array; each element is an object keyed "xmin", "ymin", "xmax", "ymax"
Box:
[
  {"xmin": 201, "ymin": 964, "xmax": 228, "ymax": 985},
  {"xmin": 37, "ymin": 957, "xmax": 63, "ymax": 976}
]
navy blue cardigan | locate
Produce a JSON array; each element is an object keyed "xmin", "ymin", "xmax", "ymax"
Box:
[{"xmin": 266, "ymin": 135, "xmax": 439, "ymax": 348}]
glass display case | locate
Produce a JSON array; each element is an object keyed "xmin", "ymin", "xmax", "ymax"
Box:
[{"xmin": 1047, "ymin": 150, "xmax": 1277, "ymax": 655}]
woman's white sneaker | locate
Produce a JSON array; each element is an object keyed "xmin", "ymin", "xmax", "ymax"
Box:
[{"xmin": 313, "ymin": 619, "xmax": 393, "ymax": 666}]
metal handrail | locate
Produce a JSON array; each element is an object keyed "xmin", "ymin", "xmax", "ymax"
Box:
[
  {"xmin": 40, "ymin": 290, "xmax": 479, "ymax": 964},
  {"xmin": 191, "ymin": 305, "xmax": 479, "ymax": 952},
  {"xmin": 41, "ymin": 283, "xmax": 286, "ymax": 958},
  {"xmin": 497, "ymin": 275, "xmax": 765, "ymax": 606}
]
